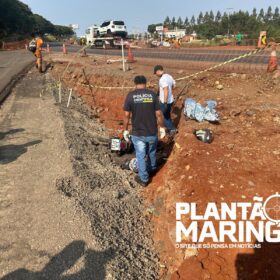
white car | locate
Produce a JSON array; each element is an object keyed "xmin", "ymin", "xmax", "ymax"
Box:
[{"xmin": 97, "ymin": 20, "xmax": 127, "ymax": 38}]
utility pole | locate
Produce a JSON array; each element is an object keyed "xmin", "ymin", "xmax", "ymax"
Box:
[{"xmin": 227, "ymin": 8, "xmax": 233, "ymax": 37}]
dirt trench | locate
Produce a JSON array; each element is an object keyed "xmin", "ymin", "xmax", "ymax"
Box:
[
  {"xmin": 53, "ymin": 80, "xmax": 159, "ymax": 279},
  {"xmin": 50, "ymin": 55, "xmax": 280, "ymax": 280}
]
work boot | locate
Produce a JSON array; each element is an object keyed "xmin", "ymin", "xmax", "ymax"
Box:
[{"xmin": 135, "ymin": 176, "xmax": 149, "ymax": 187}]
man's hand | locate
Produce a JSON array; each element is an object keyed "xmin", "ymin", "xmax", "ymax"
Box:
[
  {"xmin": 159, "ymin": 127, "xmax": 166, "ymax": 139},
  {"xmin": 123, "ymin": 130, "xmax": 130, "ymax": 142}
]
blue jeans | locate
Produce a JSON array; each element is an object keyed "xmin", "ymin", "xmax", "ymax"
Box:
[
  {"xmin": 131, "ymin": 135, "xmax": 158, "ymax": 183},
  {"xmin": 160, "ymin": 102, "xmax": 175, "ymax": 132}
]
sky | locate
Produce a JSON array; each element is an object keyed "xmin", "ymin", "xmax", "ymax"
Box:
[{"xmin": 21, "ymin": 0, "xmax": 279, "ymax": 35}]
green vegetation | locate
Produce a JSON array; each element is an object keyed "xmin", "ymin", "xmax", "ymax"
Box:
[
  {"xmin": 0, "ymin": 0, "xmax": 74, "ymax": 40},
  {"xmin": 148, "ymin": 7, "xmax": 280, "ymax": 39}
]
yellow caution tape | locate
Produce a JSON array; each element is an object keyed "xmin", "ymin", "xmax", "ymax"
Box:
[{"xmin": 175, "ymin": 48, "xmax": 264, "ymax": 81}]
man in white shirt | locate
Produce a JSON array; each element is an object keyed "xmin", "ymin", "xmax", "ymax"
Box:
[{"xmin": 154, "ymin": 65, "xmax": 176, "ymax": 135}]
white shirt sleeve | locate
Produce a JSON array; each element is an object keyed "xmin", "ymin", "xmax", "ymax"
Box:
[{"xmin": 160, "ymin": 76, "xmax": 169, "ymax": 89}]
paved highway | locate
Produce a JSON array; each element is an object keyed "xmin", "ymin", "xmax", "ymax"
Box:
[
  {"xmin": 49, "ymin": 43, "xmax": 269, "ymax": 65},
  {"xmin": 0, "ymin": 50, "xmax": 34, "ymax": 102}
]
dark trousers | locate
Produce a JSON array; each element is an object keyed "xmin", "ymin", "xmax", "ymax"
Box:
[{"xmin": 160, "ymin": 102, "xmax": 175, "ymax": 132}]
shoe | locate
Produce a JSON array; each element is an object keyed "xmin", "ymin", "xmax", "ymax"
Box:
[{"xmin": 135, "ymin": 176, "xmax": 149, "ymax": 187}]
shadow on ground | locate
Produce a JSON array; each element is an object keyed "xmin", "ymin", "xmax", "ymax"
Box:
[
  {"xmin": 1, "ymin": 240, "xmax": 114, "ymax": 280},
  {"xmin": 236, "ymin": 241, "xmax": 280, "ymax": 279},
  {"xmin": 0, "ymin": 128, "xmax": 25, "ymax": 141},
  {"xmin": 0, "ymin": 140, "xmax": 42, "ymax": 164},
  {"xmin": 43, "ymin": 62, "xmax": 53, "ymax": 73}
]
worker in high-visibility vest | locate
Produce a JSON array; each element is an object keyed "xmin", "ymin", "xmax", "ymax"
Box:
[
  {"xmin": 258, "ymin": 31, "xmax": 267, "ymax": 49},
  {"xmin": 34, "ymin": 33, "xmax": 44, "ymax": 73},
  {"xmin": 267, "ymin": 39, "xmax": 278, "ymax": 72},
  {"xmin": 236, "ymin": 32, "xmax": 243, "ymax": 46}
]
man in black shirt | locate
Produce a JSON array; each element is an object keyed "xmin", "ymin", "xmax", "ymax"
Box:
[{"xmin": 123, "ymin": 76, "xmax": 164, "ymax": 187}]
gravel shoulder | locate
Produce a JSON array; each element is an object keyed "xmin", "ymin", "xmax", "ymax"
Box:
[
  {"xmin": 0, "ymin": 69, "xmax": 106, "ymax": 279},
  {"xmin": 0, "ymin": 67, "xmax": 159, "ymax": 279}
]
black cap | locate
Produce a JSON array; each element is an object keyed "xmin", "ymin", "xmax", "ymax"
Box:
[{"xmin": 154, "ymin": 65, "xmax": 164, "ymax": 74}]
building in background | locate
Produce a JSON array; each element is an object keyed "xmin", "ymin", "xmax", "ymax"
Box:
[{"xmin": 164, "ymin": 28, "xmax": 186, "ymax": 39}]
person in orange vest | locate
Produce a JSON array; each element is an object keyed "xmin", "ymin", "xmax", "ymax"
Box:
[
  {"xmin": 267, "ymin": 39, "xmax": 278, "ymax": 73},
  {"xmin": 33, "ymin": 33, "xmax": 44, "ymax": 73}
]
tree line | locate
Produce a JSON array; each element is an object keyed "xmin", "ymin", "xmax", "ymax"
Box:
[
  {"xmin": 0, "ymin": 0, "xmax": 74, "ymax": 40},
  {"xmin": 148, "ymin": 7, "xmax": 280, "ymax": 39}
]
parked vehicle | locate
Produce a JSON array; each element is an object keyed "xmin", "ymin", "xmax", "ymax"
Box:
[{"xmin": 97, "ymin": 20, "xmax": 127, "ymax": 38}]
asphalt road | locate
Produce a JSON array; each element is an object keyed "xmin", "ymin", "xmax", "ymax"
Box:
[
  {"xmin": 0, "ymin": 50, "xmax": 34, "ymax": 102},
  {"xmin": 49, "ymin": 43, "xmax": 270, "ymax": 65}
]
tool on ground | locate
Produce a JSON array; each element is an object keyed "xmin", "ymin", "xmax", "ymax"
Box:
[{"xmin": 193, "ymin": 129, "xmax": 214, "ymax": 144}]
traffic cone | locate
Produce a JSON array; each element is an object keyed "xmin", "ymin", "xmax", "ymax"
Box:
[
  {"xmin": 267, "ymin": 46, "xmax": 278, "ymax": 73},
  {"xmin": 81, "ymin": 48, "xmax": 87, "ymax": 57},
  {"xmin": 127, "ymin": 46, "xmax": 135, "ymax": 63},
  {"xmin": 63, "ymin": 43, "xmax": 68, "ymax": 55}
]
